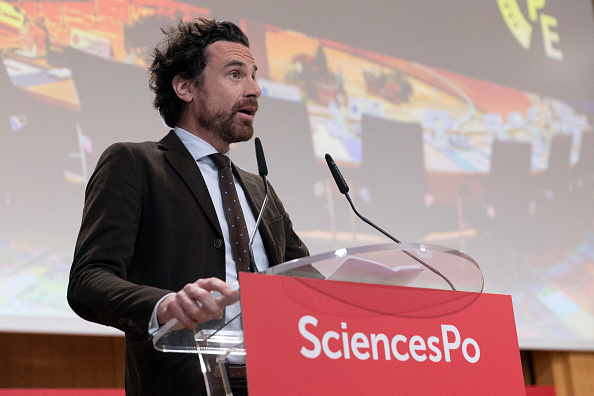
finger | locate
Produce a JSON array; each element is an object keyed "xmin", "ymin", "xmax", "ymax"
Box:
[
  {"xmin": 172, "ymin": 293, "xmax": 219, "ymax": 327},
  {"xmin": 178, "ymin": 284, "xmax": 223, "ymax": 321},
  {"xmin": 197, "ymin": 277, "xmax": 234, "ymax": 296},
  {"xmin": 215, "ymin": 289, "xmax": 240, "ymax": 308},
  {"xmin": 163, "ymin": 297, "xmax": 199, "ymax": 329}
]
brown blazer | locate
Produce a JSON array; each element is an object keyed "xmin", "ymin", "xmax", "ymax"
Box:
[{"xmin": 68, "ymin": 130, "xmax": 308, "ymax": 395}]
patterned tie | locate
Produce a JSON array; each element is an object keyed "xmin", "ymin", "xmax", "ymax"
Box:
[{"xmin": 209, "ymin": 153, "xmax": 251, "ymax": 273}]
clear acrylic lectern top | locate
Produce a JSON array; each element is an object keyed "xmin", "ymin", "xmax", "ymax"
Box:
[{"xmin": 152, "ymin": 243, "xmax": 483, "ymax": 395}]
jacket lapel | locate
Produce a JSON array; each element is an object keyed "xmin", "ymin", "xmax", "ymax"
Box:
[
  {"xmin": 158, "ymin": 130, "xmax": 223, "ymax": 238},
  {"xmin": 235, "ymin": 168, "xmax": 264, "ymax": 215}
]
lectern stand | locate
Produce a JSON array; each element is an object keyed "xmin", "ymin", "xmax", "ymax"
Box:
[{"xmin": 153, "ymin": 243, "xmax": 490, "ymax": 395}]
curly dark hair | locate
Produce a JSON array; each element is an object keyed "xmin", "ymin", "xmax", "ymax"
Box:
[{"xmin": 149, "ymin": 18, "xmax": 250, "ymax": 127}]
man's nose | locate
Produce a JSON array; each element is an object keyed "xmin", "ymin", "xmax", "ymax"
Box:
[{"xmin": 246, "ymin": 78, "xmax": 261, "ymax": 98}]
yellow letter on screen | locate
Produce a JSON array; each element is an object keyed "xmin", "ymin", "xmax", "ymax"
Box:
[
  {"xmin": 540, "ymin": 13, "xmax": 563, "ymax": 60},
  {"xmin": 527, "ymin": 0, "xmax": 546, "ymax": 22}
]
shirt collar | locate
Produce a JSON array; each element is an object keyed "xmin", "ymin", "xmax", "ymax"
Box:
[{"xmin": 174, "ymin": 127, "xmax": 231, "ymax": 166}]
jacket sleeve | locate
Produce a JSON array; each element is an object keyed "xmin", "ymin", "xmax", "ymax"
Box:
[{"xmin": 67, "ymin": 143, "xmax": 169, "ymax": 338}]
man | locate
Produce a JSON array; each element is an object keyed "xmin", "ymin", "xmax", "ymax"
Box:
[{"xmin": 67, "ymin": 18, "xmax": 308, "ymax": 395}]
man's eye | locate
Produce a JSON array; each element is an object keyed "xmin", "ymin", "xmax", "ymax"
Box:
[{"xmin": 230, "ymin": 71, "xmax": 239, "ymax": 78}]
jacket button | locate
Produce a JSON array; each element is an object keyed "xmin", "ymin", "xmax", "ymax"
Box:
[{"xmin": 214, "ymin": 239, "xmax": 223, "ymax": 249}]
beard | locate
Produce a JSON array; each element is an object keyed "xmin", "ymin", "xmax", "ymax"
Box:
[{"xmin": 197, "ymin": 97, "xmax": 258, "ymax": 144}]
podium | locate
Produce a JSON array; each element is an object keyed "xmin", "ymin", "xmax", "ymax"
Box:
[{"xmin": 153, "ymin": 243, "xmax": 523, "ymax": 395}]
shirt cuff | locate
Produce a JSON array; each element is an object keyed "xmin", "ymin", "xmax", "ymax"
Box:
[{"xmin": 148, "ymin": 292, "xmax": 175, "ymax": 336}]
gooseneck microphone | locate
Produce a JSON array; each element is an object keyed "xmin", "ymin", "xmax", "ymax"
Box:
[
  {"xmin": 325, "ymin": 154, "xmax": 400, "ymax": 243},
  {"xmin": 255, "ymin": 137, "xmax": 268, "ymax": 193},
  {"xmin": 248, "ymin": 137, "xmax": 270, "ymax": 272},
  {"xmin": 324, "ymin": 153, "xmax": 456, "ymax": 291}
]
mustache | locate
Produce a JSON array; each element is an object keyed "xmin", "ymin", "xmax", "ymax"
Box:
[{"xmin": 233, "ymin": 98, "xmax": 259, "ymax": 113}]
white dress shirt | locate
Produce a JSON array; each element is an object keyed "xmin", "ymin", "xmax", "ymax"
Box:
[{"xmin": 149, "ymin": 127, "xmax": 269, "ymax": 333}]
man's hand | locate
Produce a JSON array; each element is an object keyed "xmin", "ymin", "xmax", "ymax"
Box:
[{"xmin": 157, "ymin": 277, "xmax": 240, "ymax": 329}]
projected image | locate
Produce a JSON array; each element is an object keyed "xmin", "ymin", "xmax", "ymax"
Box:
[
  {"xmin": 0, "ymin": 1, "xmax": 593, "ymax": 350},
  {"xmin": 0, "ymin": 0, "xmax": 207, "ymax": 333},
  {"xmin": 246, "ymin": 21, "xmax": 591, "ymax": 173},
  {"xmin": 240, "ymin": 20, "xmax": 594, "ymax": 349}
]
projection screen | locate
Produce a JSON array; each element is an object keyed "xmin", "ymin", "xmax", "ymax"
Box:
[{"xmin": 1, "ymin": 0, "xmax": 593, "ymax": 350}]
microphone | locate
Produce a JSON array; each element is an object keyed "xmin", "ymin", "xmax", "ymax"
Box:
[
  {"xmin": 325, "ymin": 154, "xmax": 399, "ymax": 242},
  {"xmin": 255, "ymin": 137, "xmax": 268, "ymax": 194},
  {"xmin": 248, "ymin": 137, "xmax": 270, "ymax": 272},
  {"xmin": 324, "ymin": 153, "xmax": 456, "ymax": 291},
  {"xmin": 326, "ymin": 154, "xmax": 349, "ymax": 195}
]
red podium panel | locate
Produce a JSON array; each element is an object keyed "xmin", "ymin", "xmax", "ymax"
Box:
[{"xmin": 241, "ymin": 272, "xmax": 524, "ymax": 395}]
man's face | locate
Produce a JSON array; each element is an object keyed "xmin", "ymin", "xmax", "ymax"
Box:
[{"xmin": 189, "ymin": 40, "xmax": 261, "ymax": 146}]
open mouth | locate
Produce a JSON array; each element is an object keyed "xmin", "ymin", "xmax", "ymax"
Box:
[
  {"xmin": 235, "ymin": 99, "xmax": 258, "ymax": 121},
  {"xmin": 237, "ymin": 108, "xmax": 256, "ymax": 116}
]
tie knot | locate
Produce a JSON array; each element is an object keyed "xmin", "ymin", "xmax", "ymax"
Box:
[{"xmin": 209, "ymin": 153, "xmax": 230, "ymax": 170}]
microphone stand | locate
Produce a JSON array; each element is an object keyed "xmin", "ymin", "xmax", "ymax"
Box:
[
  {"xmin": 248, "ymin": 137, "xmax": 269, "ymax": 273},
  {"xmin": 248, "ymin": 194, "xmax": 268, "ymax": 273}
]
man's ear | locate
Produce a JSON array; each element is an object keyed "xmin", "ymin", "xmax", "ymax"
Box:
[{"xmin": 172, "ymin": 75, "xmax": 194, "ymax": 103}]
